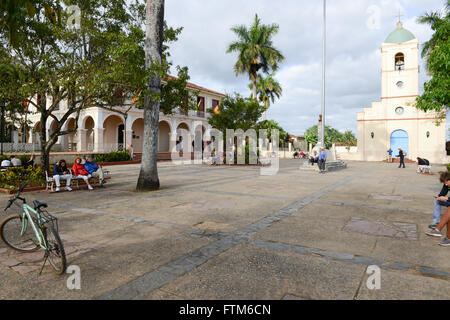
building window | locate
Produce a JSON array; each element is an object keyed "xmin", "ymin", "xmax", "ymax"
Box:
[
  {"xmin": 196, "ymin": 96, "xmax": 205, "ymax": 117},
  {"xmin": 395, "ymin": 53, "xmax": 405, "ymax": 71}
]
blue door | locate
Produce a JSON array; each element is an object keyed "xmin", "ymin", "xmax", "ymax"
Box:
[{"xmin": 390, "ymin": 130, "xmax": 409, "ymax": 159}]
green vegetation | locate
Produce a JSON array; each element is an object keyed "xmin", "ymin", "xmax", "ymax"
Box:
[
  {"xmin": 95, "ymin": 151, "xmax": 132, "ymax": 163},
  {"xmin": 207, "ymin": 94, "xmax": 266, "ymax": 133},
  {"xmin": 227, "ymin": 14, "xmax": 284, "ymax": 100},
  {"xmin": 305, "ymin": 125, "xmax": 356, "ymax": 149},
  {"xmin": 0, "ymin": 166, "xmax": 45, "ymax": 190},
  {"xmin": 249, "ymin": 74, "xmax": 282, "ymax": 118},
  {"xmin": 414, "ymin": 1, "xmax": 449, "ymax": 120},
  {"xmin": 255, "ymin": 120, "xmax": 290, "ymax": 145}
]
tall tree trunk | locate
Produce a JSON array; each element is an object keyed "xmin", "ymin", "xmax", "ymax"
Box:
[
  {"xmin": 251, "ymin": 76, "xmax": 257, "ymax": 100},
  {"xmin": 136, "ymin": 0, "xmax": 164, "ymax": 191},
  {"xmin": 39, "ymin": 112, "xmax": 50, "ymax": 172},
  {"xmin": 0, "ymin": 104, "xmax": 4, "ymax": 155}
]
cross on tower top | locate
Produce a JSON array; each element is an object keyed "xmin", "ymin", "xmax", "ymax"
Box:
[{"xmin": 397, "ymin": 10, "xmax": 404, "ymax": 22}]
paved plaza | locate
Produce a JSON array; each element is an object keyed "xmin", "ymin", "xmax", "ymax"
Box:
[{"xmin": 0, "ymin": 160, "xmax": 449, "ymax": 300}]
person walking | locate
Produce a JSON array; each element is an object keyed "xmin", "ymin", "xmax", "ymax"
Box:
[
  {"xmin": 387, "ymin": 148, "xmax": 393, "ymax": 163},
  {"xmin": 318, "ymin": 147, "xmax": 327, "ymax": 174},
  {"xmin": 397, "ymin": 148, "xmax": 406, "ymax": 168}
]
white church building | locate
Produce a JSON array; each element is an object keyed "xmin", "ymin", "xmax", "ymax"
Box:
[{"xmin": 340, "ymin": 21, "xmax": 447, "ymax": 164}]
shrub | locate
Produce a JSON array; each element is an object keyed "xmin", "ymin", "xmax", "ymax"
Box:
[
  {"xmin": 95, "ymin": 151, "xmax": 132, "ymax": 163},
  {"xmin": 446, "ymin": 164, "xmax": 450, "ymax": 172},
  {"xmin": 0, "ymin": 167, "xmax": 45, "ymax": 190}
]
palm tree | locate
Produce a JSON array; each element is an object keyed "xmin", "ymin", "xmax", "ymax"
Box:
[
  {"xmin": 136, "ymin": 0, "xmax": 165, "ymax": 191},
  {"xmin": 227, "ymin": 14, "xmax": 284, "ymax": 99},
  {"xmin": 417, "ymin": 1, "xmax": 449, "ymax": 66},
  {"xmin": 249, "ymin": 74, "xmax": 282, "ymax": 120}
]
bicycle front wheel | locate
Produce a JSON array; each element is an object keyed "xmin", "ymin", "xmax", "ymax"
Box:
[
  {"xmin": 0, "ymin": 215, "xmax": 40, "ymax": 252},
  {"xmin": 42, "ymin": 223, "xmax": 66, "ymax": 275}
]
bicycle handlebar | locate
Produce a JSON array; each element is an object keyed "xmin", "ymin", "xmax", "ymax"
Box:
[{"xmin": 4, "ymin": 183, "xmax": 27, "ymax": 211}]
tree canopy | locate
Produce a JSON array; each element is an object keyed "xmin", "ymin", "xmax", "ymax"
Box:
[
  {"xmin": 207, "ymin": 94, "xmax": 265, "ymax": 133},
  {"xmin": 255, "ymin": 120, "xmax": 290, "ymax": 144},
  {"xmin": 304, "ymin": 125, "xmax": 356, "ymax": 149},
  {"xmin": 414, "ymin": 1, "xmax": 449, "ymax": 117},
  {"xmin": 227, "ymin": 14, "xmax": 284, "ymax": 99},
  {"xmin": 0, "ymin": 0, "xmax": 194, "ymax": 170}
]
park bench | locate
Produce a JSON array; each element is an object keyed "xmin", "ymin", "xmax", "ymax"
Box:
[
  {"xmin": 418, "ymin": 165, "xmax": 432, "ymax": 174},
  {"xmin": 46, "ymin": 168, "xmax": 111, "ymax": 192}
]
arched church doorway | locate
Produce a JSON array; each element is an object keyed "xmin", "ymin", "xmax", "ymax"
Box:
[{"xmin": 390, "ymin": 130, "xmax": 409, "ymax": 158}]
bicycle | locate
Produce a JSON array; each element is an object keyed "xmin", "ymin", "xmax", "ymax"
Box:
[{"xmin": 0, "ymin": 184, "xmax": 67, "ymax": 275}]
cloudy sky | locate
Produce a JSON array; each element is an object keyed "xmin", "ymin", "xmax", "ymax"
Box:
[{"xmin": 165, "ymin": 0, "xmax": 447, "ymax": 136}]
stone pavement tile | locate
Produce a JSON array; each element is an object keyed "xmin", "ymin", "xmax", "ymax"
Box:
[
  {"xmin": 59, "ymin": 234, "xmax": 85, "ymax": 244},
  {"xmin": 141, "ymin": 288, "xmax": 184, "ymax": 300},
  {"xmin": 107, "ymin": 191, "xmax": 291, "ymax": 234},
  {"xmin": 142, "ymin": 244, "xmax": 365, "ymax": 300},
  {"xmin": 343, "ymin": 217, "xmax": 418, "ymax": 240},
  {"xmin": 64, "ymin": 246, "xmax": 78, "ymax": 256},
  {"xmin": 282, "ymin": 294, "xmax": 309, "ymax": 300},
  {"xmin": 371, "ymin": 236, "xmax": 450, "ymax": 270},
  {"xmin": 0, "ymin": 248, "xmax": 8, "ymax": 254},
  {"xmin": 11, "ymin": 265, "xmax": 40, "ymax": 275},
  {"xmin": 356, "ymin": 268, "xmax": 450, "ymax": 300},
  {"xmin": 14, "ymin": 251, "xmax": 45, "ymax": 263},
  {"xmin": 0, "ymin": 257, "xmax": 22, "ymax": 267},
  {"xmin": 255, "ymin": 203, "xmax": 378, "ymax": 258}
]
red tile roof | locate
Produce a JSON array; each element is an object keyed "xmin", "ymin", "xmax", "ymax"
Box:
[{"xmin": 166, "ymin": 75, "xmax": 226, "ymax": 97}]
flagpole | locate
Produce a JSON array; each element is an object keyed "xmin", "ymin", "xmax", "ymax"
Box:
[{"xmin": 320, "ymin": 0, "xmax": 326, "ymax": 148}]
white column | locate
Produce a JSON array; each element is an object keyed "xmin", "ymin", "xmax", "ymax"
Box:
[
  {"xmin": 94, "ymin": 128, "xmax": 104, "ymax": 153},
  {"xmin": 169, "ymin": 132, "xmax": 177, "ymax": 153},
  {"xmin": 12, "ymin": 131, "xmax": 19, "ymax": 143},
  {"xmin": 77, "ymin": 129, "xmax": 87, "ymax": 152},
  {"xmin": 124, "ymin": 130, "xmax": 133, "ymax": 149}
]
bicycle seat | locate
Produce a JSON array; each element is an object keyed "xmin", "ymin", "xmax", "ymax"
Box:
[{"xmin": 33, "ymin": 200, "xmax": 48, "ymax": 210}]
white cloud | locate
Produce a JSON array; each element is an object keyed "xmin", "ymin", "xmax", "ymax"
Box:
[{"xmin": 165, "ymin": 0, "xmax": 446, "ymax": 136}]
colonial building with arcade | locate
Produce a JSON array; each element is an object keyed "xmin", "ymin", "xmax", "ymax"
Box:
[{"xmin": 21, "ymin": 80, "xmax": 225, "ymax": 156}]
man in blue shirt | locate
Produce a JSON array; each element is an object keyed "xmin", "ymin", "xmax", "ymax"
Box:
[
  {"xmin": 84, "ymin": 156, "xmax": 105, "ymax": 186},
  {"xmin": 387, "ymin": 148, "xmax": 393, "ymax": 163},
  {"xmin": 318, "ymin": 147, "xmax": 327, "ymax": 173}
]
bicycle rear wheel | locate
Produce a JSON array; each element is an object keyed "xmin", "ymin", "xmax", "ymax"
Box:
[
  {"xmin": 0, "ymin": 215, "xmax": 40, "ymax": 252},
  {"xmin": 42, "ymin": 223, "xmax": 66, "ymax": 275}
]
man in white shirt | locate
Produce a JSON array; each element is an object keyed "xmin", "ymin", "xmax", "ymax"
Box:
[{"xmin": 10, "ymin": 155, "xmax": 22, "ymax": 166}]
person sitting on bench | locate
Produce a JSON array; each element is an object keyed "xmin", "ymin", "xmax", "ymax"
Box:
[
  {"xmin": 84, "ymin": 155, "xmax": 105, "ymax": 186},
  {"xmin": 417, "ymin": 157, "xmax": 430, "ymax": 173},
  {"xmin": 72, "ymin": 157, "xmax": 94, "ymax": 190},
  {"xmin": 53, "ymin": 160, "xmax": 72, "ymax": 192},
  {"xmin": 309, "ymin": 151, "xmax": 319, "ymax": 166}
]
